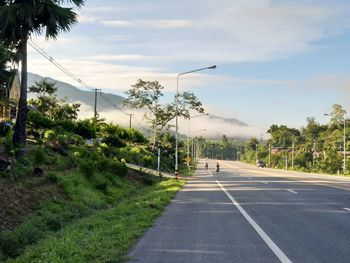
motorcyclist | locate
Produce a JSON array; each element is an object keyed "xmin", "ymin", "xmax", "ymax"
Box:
[{"xmin": 216, "ymin": 162, "xmax": 220, "ymax": 172}]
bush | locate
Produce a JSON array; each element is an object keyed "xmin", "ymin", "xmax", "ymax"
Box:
[
  {"xmin": 33, "ymin": 147, "xmax": 46, "ymax": 166},
  {"xmin": 0, "ymin": 121, "xmax": 13, "ymax": 137},
  {"xmin": 0, "ymin": 216, "xmax": 47, "ymax": 258},
  {"xmin": 93, "ymin": 175, "xmax": 108, "ymax": 193},
  {"xmin": 96, "ymin": 156, "xmax": 127, "ymax": 177},
  {"xmin": 141, "ymin": 155, "xmax": 153, "ymax": 167},
  {"xmin": 79, "ymin": 159, "xmax": 96, "ymax": 179},
  {"xmin": 102, "ymin": 134, "xmax": 126, "ymax": 148},
  {"xmin": 74, "ymin": 119, "xmax": 97, "ymax": 139},
  {"xmin": 7, "ymin": 156, "xmax": 33, "ymax": 181},
  {"xmin": 112, "ymin": 159, "xmax": 128, "ymax": 177}
]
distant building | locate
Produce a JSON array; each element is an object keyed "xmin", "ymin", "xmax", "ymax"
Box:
[{"xmin": 271, "ymin": 147, "xmax": 291, "ymax": 154}]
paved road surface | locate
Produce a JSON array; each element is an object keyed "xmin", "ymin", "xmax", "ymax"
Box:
[{"xmin": 128, "ymin": 160, "xmax": 350, "ymax": 263}]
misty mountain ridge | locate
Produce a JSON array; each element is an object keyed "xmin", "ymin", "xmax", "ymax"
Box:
[
  {"xmin": 27, "ymin": 72, "xmax": 248, "ymax": 129},
  {"xmin": 28, "ymin": 72, "xmax": 124, "ymax": 111}
]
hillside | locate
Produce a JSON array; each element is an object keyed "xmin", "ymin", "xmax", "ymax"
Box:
[{"xmin": 28, "ymin": 72, "xmax": 125, "ymax": 111}]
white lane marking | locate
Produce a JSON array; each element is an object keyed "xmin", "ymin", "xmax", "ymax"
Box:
[
  {"xmin": 343, "ymin": 208, "xmax": 350, "ymax": 212},
  {"xmin": 262, "ymin": 181, "xmax": 268, "ymax": 185},
  {"xmin": 207, "ymin": 169, "xmax": 213, "ymax": 177},
  {"xmin": 286, "ymin": 189, "xmax": 298, "ymax": 194},
  {"xmin": 216, "ymin": 180, "xmax": 292, "ymax": 263}
]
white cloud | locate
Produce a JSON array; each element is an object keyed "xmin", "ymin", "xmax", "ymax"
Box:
[
  {"xmin": 78, "ymin": 14, "xmax": 98, "ymax": 24},
  {"xmin": 28, "ymin": 54, "xmax": 297, "ymax": 94},
  {"xmin": 75, "ymin": 101, "xmax": 265, "ymax": 138},
  {"xmin": 101, "ymin": 19, "xmax": 192, "ymax": 29},
  {"xmin": 83, "ymin": 54, "xmax": 157, "ymax": 62}
]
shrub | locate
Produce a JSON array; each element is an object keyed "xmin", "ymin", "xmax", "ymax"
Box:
[
  {"xmin": 7, "ymin": 157, "xmax": 33, "ymax": 181},
  {"xmin": 0, "ymin": 121, "xmax": 13, "ymax": 137},
  {"xmin": 33, "ymin": 147, "xmax": 46, "ymax": 166},
  {"xmin": 102, "ymin": 134, "xmax": 126, "ymax": 148},
  {"xmin": 79, "ymin": 159, "xmax": 96, "ymax": 179},
  {"xmin": 141, "ymin": 155, "xmax": 153, "ymax": 167},
  {"xmin": 74, "ymin": 119, "xmax": 97, "ymax": 139},
  {"xmin": 0, "ymin": 217, "xmax": 47, "ymax": 258},
  {"xmin": 93, "ymin": 175, "xmax": 108, "ymax": 193}
]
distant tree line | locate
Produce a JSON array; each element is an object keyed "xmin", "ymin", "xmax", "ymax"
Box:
[{"xmin": 241, "ymin": 104, "xmax": 349, "ymax": 174}]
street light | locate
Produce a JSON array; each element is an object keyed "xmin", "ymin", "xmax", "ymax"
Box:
[
  {"xmin": 187, "ymin": 113, "xmax": 209, "ymax": 169},
  {"xmin": 175, "ymin": 65, "xmax": 216, "ymax": 177},
  {"xmin": 324, "ymin": 113, "xmax": 346, "ymax": 174},
  {"xmin": 192, "ymin": 129, "xmax": 207, "ymax": 164}
]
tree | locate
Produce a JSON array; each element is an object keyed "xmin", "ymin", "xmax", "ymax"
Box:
[
  {"xmin": 267, "ymin": 124, "xmax": 301, "ymax": 147},
  {"xmin": 124, "ymin": 79, "xmax": 205, "ymax": 146},
  {"xmin": 29, "ymin": 79, "xmax": 58, "ymax": 116},
  {"xmin": 329, "ymin": 104, "xmax": 346, "ymax": 128},
  {"xmin": 0, "ymin": 0, "xmax": 84, "ymax": 146},
  {"xmin": 29, "ymin": 79, "xmax": 80, "ymax": 122}
]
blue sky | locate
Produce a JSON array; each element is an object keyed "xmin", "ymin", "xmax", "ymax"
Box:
[{"xmin": 28, "ymin": 0, "xmax": 350, "ymax": 137}]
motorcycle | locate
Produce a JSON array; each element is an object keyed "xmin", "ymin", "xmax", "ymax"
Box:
[{"xmin": 216, "ymin": 163, "xmax": 220, "ymax": 172}]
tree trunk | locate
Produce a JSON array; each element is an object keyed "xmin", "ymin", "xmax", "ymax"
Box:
[{"xmin": 13, "ymin": 38, "xmax": 28, "ymax": 147}]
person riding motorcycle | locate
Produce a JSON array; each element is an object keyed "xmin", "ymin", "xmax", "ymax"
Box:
[{"xmin": 216, "ymin": 162, "xmax": 220, "ymax": 172}]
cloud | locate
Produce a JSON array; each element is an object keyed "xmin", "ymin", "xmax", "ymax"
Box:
[
  {"xmin": 75, "ymin": 101, "xmax": 266, "ymax": 138},
  {"xmin": 101, "ymin": 19, "xmax": 192, "ymax": 29},
  {"xmin": 68, "ymin": 1, "xmax": 349, "ymax": 65},
  {"xmin": 28, "ymin": 52, "xmax": 297, "ymax": 94},
  {"xmin": 84, "ymin": 54, "xmax": 158, "ymax": 62},
  {"xmin": 78, "ymin": 14, "xmax": 98, "ymax": 24}
]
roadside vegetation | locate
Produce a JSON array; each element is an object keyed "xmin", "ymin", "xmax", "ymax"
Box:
[
  {"xmin": 0, "ymin": 15, "xmax": 198, "ymax": 260},
  {"xmin": 0, "ymin": 80, "xmax": 188, "ymax": 262},
  {"xmin": 201, "ymin": 104, "xmax": 350, "ymax": 175}
]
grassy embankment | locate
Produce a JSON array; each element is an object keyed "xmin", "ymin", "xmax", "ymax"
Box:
[{"xmin": 0, "ymin": 146, "xmax": 185, "ymax": 262}]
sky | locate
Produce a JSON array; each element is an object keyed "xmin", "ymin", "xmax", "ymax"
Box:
[{"xmin": 28, "ymin": 0, "xmax": 350, "ymax": 138}]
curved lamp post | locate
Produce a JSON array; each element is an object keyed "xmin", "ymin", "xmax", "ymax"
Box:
[
  {"xmin": 175, "ymin": 65, "xmax": 216, "ymax": 178},
  {"xmin": 187, "ymin": 113, "xmax": 209, "ymax": 169},
  {"xmin": 192, "ymin": 128, "xmax": 207, "ymax": 164}
]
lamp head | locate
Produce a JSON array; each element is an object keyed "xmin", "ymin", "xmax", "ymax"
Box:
[{"xmin": 208, "ymin": 65, "xmax": 217, "ymax": 69}]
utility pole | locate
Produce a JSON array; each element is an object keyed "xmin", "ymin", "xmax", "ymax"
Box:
[
  {"xmin": 127, "ymin": 114, "xmax": 133, "ymax": 129},
  {"xmin": 268, "ymin": 141, "xmax": 271, "ymax": 167},
  {"xmin": 292, "ymin": 141, "xmax": 295, "ymax": 170},
  {"xmin": 93, "ymin": 89, "xmax": 101, "ymax": 119}
]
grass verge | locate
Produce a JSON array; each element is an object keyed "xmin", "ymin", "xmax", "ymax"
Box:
[{"xmin": 6, "ymin": 178, "xmax": 185, "ymax": 263}]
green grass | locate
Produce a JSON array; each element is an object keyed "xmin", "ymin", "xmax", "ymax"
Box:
[
  {"xmin": 0, "ymin": 170, "xmax": 135, "ymax": 260},
  {"xmin": 7, "ymin": 178, "xmax": 185, "ymax": 263}
]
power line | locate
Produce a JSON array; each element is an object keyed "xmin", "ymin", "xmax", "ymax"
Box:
[
  {"xmin": 29, "ymin": 39, "xmax": 149, "ymax": 132},
  {"xmin": 28, "ymin": 39, "xmax": 91, "ymax": 92},
  {"xmin": 99, "ymin": 92, "xmax": 149, "ymax": 131}
]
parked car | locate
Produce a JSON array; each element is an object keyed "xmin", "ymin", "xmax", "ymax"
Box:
[{"xmin": 256, "ymin": 160, "xmax": 265, "ymax": 168}]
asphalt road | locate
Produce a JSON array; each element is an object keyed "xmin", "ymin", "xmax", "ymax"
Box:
[{"xmin": 128, "ymin": 160, "xmax": 350, "ymax": 263}]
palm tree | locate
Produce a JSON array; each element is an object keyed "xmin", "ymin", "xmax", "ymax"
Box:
[{"xmin": 0, "ymin": 0, "xmax": 84, "ymax": 146}]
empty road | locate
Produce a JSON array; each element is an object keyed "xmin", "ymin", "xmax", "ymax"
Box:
[{"xmin": 128, "ymin": 160, "xmax": 350, "ymax": 263}]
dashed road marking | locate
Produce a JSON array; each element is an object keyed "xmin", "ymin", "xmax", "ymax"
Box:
[
  {"xmin": 343, "ymin": 208, "xmax": 350, "ymax": 212},
  {"xmin": 286, "ymin": 189, "xmax": 298, "ymax": 194}
]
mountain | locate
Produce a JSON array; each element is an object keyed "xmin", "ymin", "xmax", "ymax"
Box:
[
  {"xmin": 28, "ymin": 73, "xmax": 249, "ymax": 134},
  {"xmin": 207, "ymin": 114, "xmax": 247, "ymax": 126},
  {"xmin": 28, "ymin": 72, "xmax": 125, "ymax": 111}
]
